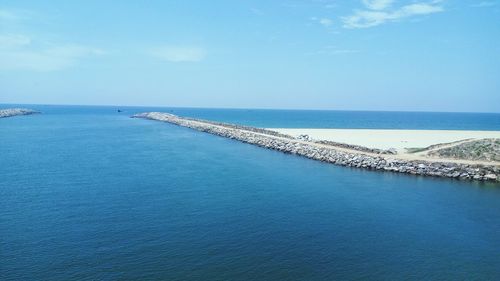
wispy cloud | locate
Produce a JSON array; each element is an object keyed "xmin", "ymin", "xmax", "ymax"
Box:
[
  {"xmin": 342, "ymin": 1, "xmax": 444, "ymax": 29},
  {"xmin": 0, "ymin": 38, "xmax": 104, "ymax": 71},
  {"xmin": 0, "ymin": 9, "xmax": 21, "ymax": 20},
  {"xmin": 0, "ymin": 9, "xmax": 104, "ymax": 71},
  {"xmin": 311, "ymin": 17, "xmax": 334, "ymax": 27},
  {"xmin": 0, "ymin": 34, "xmax": 31, "ymax": 47},
  {"xmin": 319, "ymin": 18, "xmax": 333, "ymax": 27},
  {"xmin": 471, "ymin": 1, "xmax": 496, "ymax": 8},
  {"xmin": 0, "ymin": 8, "xmax": 35, "ymax": 22},
  {"xmin": 362, "ymin": 0, "xmax": 395, "ymax": 10},
  {"xmin": 149, "ymin": 46, "xmax": 206, "ymax": 62}
]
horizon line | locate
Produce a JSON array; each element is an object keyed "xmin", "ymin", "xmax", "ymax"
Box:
[{"xmin": 1, "ymin": 102, "xmax": 499, "ymax": 115}]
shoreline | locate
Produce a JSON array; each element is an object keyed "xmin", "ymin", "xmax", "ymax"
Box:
[
  {"xmin": 268, "ymin": 128, "xmax": 500, "ymax": 153},
  {"xmin": 133, "ymin": 112, "xmax": 499, "ymax": 182}
]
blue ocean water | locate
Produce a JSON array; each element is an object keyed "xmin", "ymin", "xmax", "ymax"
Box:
[
  {"xmin": 1, "ymin": 105, "xmax": 500, "ymax": 280},
  {"xmin": 6, "ymin": 104, "xmax": 500, "ymax": 129}
]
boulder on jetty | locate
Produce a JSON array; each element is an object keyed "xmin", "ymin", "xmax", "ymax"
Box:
[
  {"xmin": 133, "ymin": 112, "xmax": 500, "ymax": 182},
  {"xmin": 0, "ymin": 108, "xmax": 40, "ymax": 118}
]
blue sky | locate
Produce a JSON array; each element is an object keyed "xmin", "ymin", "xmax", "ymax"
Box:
[{"xmin": 0, "ymin": 0, "xmax": 499, "ymax": 112}]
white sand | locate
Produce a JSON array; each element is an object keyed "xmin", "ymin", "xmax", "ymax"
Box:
[{"xmin": 268, "ymin": 129, "xmax": 500, "ymax": 152}]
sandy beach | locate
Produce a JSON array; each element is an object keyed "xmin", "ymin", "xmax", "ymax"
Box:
[{"xmin": 268, "ymin": 129, "xmax": 500, "ymax": 153}]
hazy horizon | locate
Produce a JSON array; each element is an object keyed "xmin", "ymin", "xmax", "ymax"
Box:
[{"xmin": 3, "ymin": 101, "xmax": 500, "ymax": 114}]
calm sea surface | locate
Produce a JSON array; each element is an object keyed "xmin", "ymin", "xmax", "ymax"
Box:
[{"xmin": 1, "ymin": 105, "xmax": 500, "ymax": 280}]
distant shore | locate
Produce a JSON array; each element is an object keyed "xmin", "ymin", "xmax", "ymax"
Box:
[
  {"xmin": 0, "ymin": 108, "xmax": 40, "ymax": 118},
  {"xmin": 133, "ymin": 112, "xmax": 499, "ymax": 182}
]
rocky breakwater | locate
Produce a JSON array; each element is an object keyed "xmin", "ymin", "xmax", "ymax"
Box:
[
  {"xmin": 132, "ymin": 112, "xmax": 500, "ymax": 182},
  {"xmin": 0, "ymin": 108, "xmax": 40, "ymax": 118}
]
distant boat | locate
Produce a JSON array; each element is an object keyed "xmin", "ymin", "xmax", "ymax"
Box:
[{"xmin": 117, "ymin": 109, "xmax": 122, "ymax": 113}]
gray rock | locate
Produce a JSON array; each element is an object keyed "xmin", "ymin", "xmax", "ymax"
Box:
[
  {"xmin": 132, "ymin": 112, "xmax": 500, "ymax": 183},
  {"xmin": 0, "ymin": 108, "xmax": 40, "ymax": 118},
  {"xmin": 386, "ymin": 148, "xmax": 398, "ymax": 155},
  {"xmin": 484, "ymin": 174, "xmax": 497, "ymax": 180}
]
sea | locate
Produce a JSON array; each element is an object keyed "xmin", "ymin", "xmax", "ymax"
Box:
[{"xmin": 1, "ymin": 105, "xmax": 500, "ymax": 280}]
